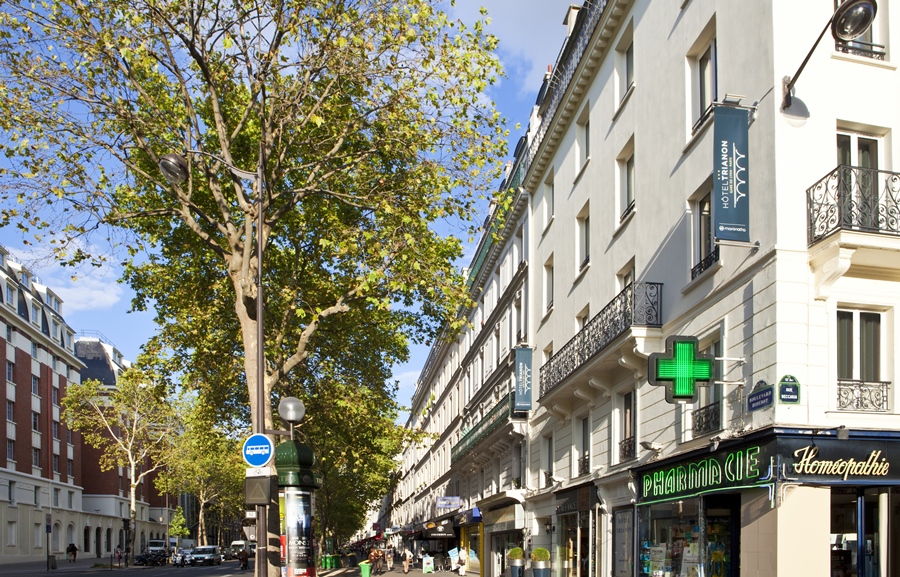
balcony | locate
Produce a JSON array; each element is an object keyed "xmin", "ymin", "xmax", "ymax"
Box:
[
  {"xmin": 578, "ymin": 453, "xmax": 590, "ymax": 476},
  {"xmin": 835, "ymin": 39, "xmax": 886, "ymax": 61},
  {"xmin": 692, "ymin": 401, "xmax": 721, "ymax": 437},
  {"xmin": 837, "ymin": 380, "xmax": 890, "ymax": 412},
  {"xmin": 691, "ymin": 246, "xmax": 720, "ymax": 280},
  {"xmin": 808, "ymin": 165, "xmax": 900, "ymax": 244},
  {"xmin": 619, "ymin": 436, "xmax": 636, "ymax": 462},
  {"xmin": 539, "ymin": 282, "xmax": 662, "ymax": 397},
  {"xmin": 451, "ymin": 392, "xmax": 526, "ymax": 463},
  {"xmin": 808, "ymin": 166, "xmax": 900, "ymax": 299}
]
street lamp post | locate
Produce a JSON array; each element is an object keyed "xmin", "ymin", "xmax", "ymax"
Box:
[
  {"xmin": 781, "ymin": 0, "xmax": 878, "ymax": 109},
  {"xmin": 159, "ymin": 142, "xmax": 268, "ymax": 577}
]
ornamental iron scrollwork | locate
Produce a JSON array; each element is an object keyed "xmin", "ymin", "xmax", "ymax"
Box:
[
  {"xmin": 808, "ymin": 165, "xmax": 900, "ymax": 244},
  {"xmin": 837, "ymin": 379, "xmax": 890, "ymax": 412}
]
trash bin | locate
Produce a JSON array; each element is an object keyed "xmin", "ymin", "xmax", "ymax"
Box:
[
  {"xmin": 49, "ymin": 555, "xmax": 57, "ymax": 570},
  {"xmin": 360, "ymin": 561, "xmax": 372, "ymax": 577}
]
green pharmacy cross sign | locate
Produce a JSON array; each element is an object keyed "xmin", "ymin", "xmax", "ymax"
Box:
[{"xmin": 649, "ymin": 335, "xmax": 714, "ymax": 403}]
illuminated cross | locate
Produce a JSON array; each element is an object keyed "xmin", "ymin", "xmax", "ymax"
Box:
[{"xmin": 648, "ymin": 336, "xmax": 715, "ymax": 403}]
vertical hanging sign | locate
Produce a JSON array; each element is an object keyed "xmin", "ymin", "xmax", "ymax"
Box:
[
  {"xmin": 514, "ymin": 346, "xmax": 533, "ymax": 411},
  {"xmin": 713, "ymin": 106, "xmax": 750, "ymax": 242}
]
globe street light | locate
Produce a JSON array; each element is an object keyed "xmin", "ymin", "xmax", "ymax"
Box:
[
  {"xmin": 159, "ymin": 144, "xmax": 268, "ymax": 577},
  {"xmin": 782, "ymin": 0, "xmax": 878, "ymax": 109}
]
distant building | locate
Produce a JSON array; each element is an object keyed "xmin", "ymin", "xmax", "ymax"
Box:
[
  {"xmin": 0, "ymin": 245, "xmax": 171, "ymax": 564},
  {"xmin": 394, "ymin": 2, "xmax": 900, "ymax": 577}
]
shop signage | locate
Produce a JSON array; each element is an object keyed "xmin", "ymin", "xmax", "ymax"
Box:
[
  {"xmin": 639, "ymin": 443, "xmax": 774, "ymax": 501},
  {"xmin": 713, "ymin": 105, "xmax": 750, "ymax": 242},
  {"xmin": 436, "ymin": 496, "xmax": 461, "ymax": 509},
  {"xmin": 454, "ymin": 507, "xmax": 482, "ymax": 526},
  {"xmin": 778, "ymin": 438, "xmax": 898, "ymax": 482},
  {"xmin": 555, "ymin": 485, "xmax": 595, "ymax": 513},
  {"xmin": 483, "ymin": 504, "xmax": 524, "ymax": 533},
  {"xmin": 648, "ymin": 335, "xmax": 714, "ymax": 404},
  {"xmin": 422, "ymin": 520, "xmax": 455, "ymax": 539},
  {"xmin": 778, "ymin": 375, "xmax": 800, "ymax": 403},
  {"xmin": 747, "ymin": 381, "xmax": 774, "ymax": 412},
  {"xmin": 514, "ymin": 347, "xmax": 533, "ymax": 412}
]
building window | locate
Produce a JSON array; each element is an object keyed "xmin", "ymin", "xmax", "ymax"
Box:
[
  {"xmin": 52, "ymin": 454, "xmax": 59, "ymax": 473},
  {"xmin": 577, "ymin": 206, "xmax": 590, "ymax": 271},
  {"xmin": 620, "ymin": 390, "xmax": 636, "ymax": 461},
  {"xmin": 31, "ymin": 303, "xmax": 40, "ymax": 325},
  {"xmin": 618, "ymin": 139, "xmax": 636, "ymax": 221},
  {"xmin": 31, "ymin": 341, "xmax": 37, "ymax": 358},
  {"xmin": 32, "ymin": 448, "xmax": 40, "ymax": 469},
  {"xmin": 579, "ymin": 416, "xmax": 591, "ymax": 476},
  {"xmin": 576, "ymin": 105, "xmax": 590, "ymax": 170},
  {"xmin": 6, "ymin": 400, "xmax": 12, "ymax": 421},
  {"xmin": 52, "ymin": 421, "xmax": 59, "ymax": 440},
  {"xmin": 31, "ymin": 411, "xmax": 40, "ymax": 431},
  {"xmin": 689, "ymin": 21, "xmax": 717, "ymax": 132},
  {"xmin": 67, "ymin": 491, "xmax": 73, "ymax": 509},
  {"xmin": 543, "ymin": 172, "xmax": 555, "ymax": 230},
  {"xmin": 52, "ymin": 488, "xmax": 59, "ymax": 507},
  {"xmin": 5, "ymin": 325, "xmax": 11, "ymax": 342},
  {"xmin": 833, "ymin": 0, "xmax": 885, "ymax": 59},
  {"xmin": 9, "ymin": 480, "xmax": 16, "ymax": 504},
  {"xmin": 837, "ymin": 309, "xmax": 888, "ymax": 411},
  {"xmin": 693, "ymin": 339, "xmax": 723, "ymax": 437},
  {"xmin": 624, "ymin": 41, "xmax": 634, "ymax": 92},
  {"xmin": 51, "ymin": 387, "xmax": 58, "ymax": 406},
  {"xmin": 6, "ymin": 439, "xmax": 13, "ymax": 462},
  {"xmin": 31, "ymin": 375, "xmax": 39, "ymax": 395},
  {"xmin": 544, "ymin": 258, "xmax": 554, "ymax": 313},
  {"xmin": 67, "ymin": 459, "xmax": 73, "ymax": 477},
  {"xmin": 576, "ymin": 306, "xmax": 590, "ymax": 331},
  {"xmin": 66, "ymin": 429, "xmax": 72, "ymax": 444},
  {"xmin": 6, "ymin": 361, "xmax": 12, "ymax": 383},
  {"xmin": 691, "ymin": 192, "xmax": 719, "ymax": 279},
  {"xmin": 5, "ymin": 284, "xmax": 14, "ymax": 305},
  {"xmin": 34, "ymin": 486, "xmax": 40, "ymax": 506},
  {"xmin": 837, "ymin": 131, "xmax": 881, "ymax": 231},
  {"xmin": 544, "ymin": 434, "xmax": 554, "ymax": 488}
]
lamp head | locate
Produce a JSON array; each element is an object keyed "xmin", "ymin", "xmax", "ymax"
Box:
[
  {"xmin": 278, "ymin": 396, "xmax": 306, "ymax": 425},
  {"xmin": 158, "ymin": 154, "xmax": 190, "ymax": 185},
  {"xmin": 831, "ymin": 0, "xmax": 877, "ymax": 42}
]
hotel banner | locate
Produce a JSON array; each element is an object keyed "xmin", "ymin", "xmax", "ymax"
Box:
[
  {"xmin": 713, "ymin": 106, "xmax": 750, "ymax": 242},
  {"xmin": 514, "ymin": 346, "xmax": 533, "ymax": 412}
]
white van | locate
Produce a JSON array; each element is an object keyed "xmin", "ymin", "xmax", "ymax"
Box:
[{"xmin": 230, "ymin": 540, "xmax": 253, "ymax": 555}]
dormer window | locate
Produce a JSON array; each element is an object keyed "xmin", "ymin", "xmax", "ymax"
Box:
[{"xmin": 31, "ymin": 303, "xmax": 40, "ymax": 325}]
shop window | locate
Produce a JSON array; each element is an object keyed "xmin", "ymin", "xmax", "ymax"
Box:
[
  {"xmin": 612, "ymin": 508, "xmax": 634, "ymax": 577},
  {"xmin": 831, "ymin": 487, "xmax": 898, "ymax": 576}
]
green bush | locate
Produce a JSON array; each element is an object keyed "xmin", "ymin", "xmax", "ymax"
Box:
[
  {"xmin": 507, "ymin": 548, "xmax": 525, "ymax": 560},
  {"xmin": 530, "ymin": 548, "xmax": 550, "ymax": 562}
]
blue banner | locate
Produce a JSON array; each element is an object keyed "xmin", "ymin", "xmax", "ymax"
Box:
[
  {"xmin": 514, "ymin": 347, "xmax": 533, "ymax": 411},
  {"xmin": 713, "ymin": 106, "xmax": 750, "ymax": 242}
]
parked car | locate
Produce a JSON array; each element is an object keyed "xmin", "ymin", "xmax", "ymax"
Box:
[{"xmin": 190, "ymin": 545, "xmax": 222, "ymax": 566}]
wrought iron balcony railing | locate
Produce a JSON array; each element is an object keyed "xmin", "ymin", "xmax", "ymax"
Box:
[
  {"xmin": 539, "ymin": 282, "xmax": 662, "ymax": 397},
  {"xmin": 451, "ymin": 392, "xmax": 526, "ymax": 463},
  {"xmin": 691, "ymin": 245, "xmax": 720, "ymax": 280},
  {"xmin": 578, "ymin": 453, "xmax": 590, "ymax": 476},
  {"xmin": 837, "ymin": 380, "xmax": 891, "ymax": 412},
  {"xmin": 835, "ymin": 39, "xmax": 886, "ymax": 61},
  {"xmin": 692, "ymin": 401, "xmax": 721, "ymax": 437},
  {"xmin": 619, "ymin": 436, "xmax": 636, "ymax": 462},
  {"xmin": 808, "ymin": 165, "xmax": 900, "ymax": 244}
]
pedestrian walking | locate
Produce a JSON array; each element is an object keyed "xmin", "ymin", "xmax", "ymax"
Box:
[
  {"xmin": 402, "ymin": 547, "xmax": 413, "ymax": 574},
  {"xmin": 375, "ymin": 548, "xmax": 385, "ymax": 574},
  {"xmin": 386, "ymin": 546, "xmax": 395, "ymax": 571},
  {"xmin": 66, "ymin": 543, "xmax": 78, "ymax": 563}
]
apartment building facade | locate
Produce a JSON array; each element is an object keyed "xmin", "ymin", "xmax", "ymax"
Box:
[
  {"xmin": 0, "ymin": 246, "xmax": 170, "ymax": 564},
  {"xmin": 393, "ymin": 2, "xmax": 900, "ymax": 577}
]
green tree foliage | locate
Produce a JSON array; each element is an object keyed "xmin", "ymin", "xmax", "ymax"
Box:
[
  {"xmin": 168, "ymin": 506, "xmax": 190, "ymax": 540},
  {"xmin": 61, "ymin": 368, "xmax": 178, "ymax": 564},
  {"xmin": 155, "ymin": 405, "xmax": 244, "ymax": 546},
  {"xmin": 0, "ymin": 1, "xmax": 506, "ymax": 565}
]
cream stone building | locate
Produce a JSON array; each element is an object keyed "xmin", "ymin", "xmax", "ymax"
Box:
[{"xmin": 393, "ymin": 2, "xmax": 900, "ymax": 577}]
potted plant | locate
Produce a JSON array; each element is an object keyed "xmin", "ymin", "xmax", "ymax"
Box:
[
  {"xmin": 530, "ymin": 548, "xmax": 551, "ymax": 577},
  {"xmin": 507, "ymin": 548, "xmax": 525, "ymax": 577}
]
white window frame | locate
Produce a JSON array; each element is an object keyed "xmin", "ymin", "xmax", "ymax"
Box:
[
  {"xmin": 577, "ymin": 204, "xmax": 591, "ymax": 272},
  {"xmin": 687, "ymin": 18, "xmax": 717, "ymax": 133}
]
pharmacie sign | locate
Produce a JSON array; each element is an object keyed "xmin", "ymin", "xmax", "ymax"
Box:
[{"xmin": 639, "ymin": 443, "xmax": 775, "ymax": 502}]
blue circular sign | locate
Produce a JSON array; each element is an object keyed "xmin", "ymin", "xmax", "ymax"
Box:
[{"xmin": 242, "ymin": 434, "xmax": 274, "ymax": 467}]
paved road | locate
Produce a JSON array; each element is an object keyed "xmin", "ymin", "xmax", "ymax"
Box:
[{"xmin": 0, "ymin": 557, "xmax": 371, "ymax": 577}]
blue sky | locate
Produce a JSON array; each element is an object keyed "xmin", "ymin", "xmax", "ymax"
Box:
[{"xmin": 0, "ymin": 0, "xmax": 571, "ymax": 412}]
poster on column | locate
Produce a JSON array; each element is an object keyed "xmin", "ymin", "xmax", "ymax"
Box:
[
  {"xmin": 280, "ymin": 487, "xmax": 314, "ymax": 577},
  {"xmin": 713, "ymin": 105, "xmax": 750, "ymax": 242}
]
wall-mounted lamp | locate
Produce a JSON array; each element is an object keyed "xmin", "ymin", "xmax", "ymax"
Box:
[
  {"xmin": 709, "ymin": 436, "xmax": 721, "ymax": 453},
  {"xmin": 782, "ymin": 0, "xmax": 878, "ymax": 109},
  {"xmin": 544, "ymin": 520, "xmax": 555, "ymax": 534},
  {"xmin": 640, "ymin": 441, "xmax": 662, "ymax": 453},
  {"xmin": 836, "ymin": 425, "xmax": 850, "ymax": 440}
]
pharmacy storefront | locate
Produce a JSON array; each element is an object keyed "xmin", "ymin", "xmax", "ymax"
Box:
[{"xmin": 620, "ymin": 428, "xmax": 900, "ymax": 577}]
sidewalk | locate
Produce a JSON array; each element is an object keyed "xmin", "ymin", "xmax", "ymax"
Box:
[{"xmin": 0, "ymin": 555, "xmax": 143, "ymax": 575}]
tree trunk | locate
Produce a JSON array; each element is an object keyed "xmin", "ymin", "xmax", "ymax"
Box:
[{"xmin": 198, "ymin": 500, "xmax": 207, "ymax": 546}]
